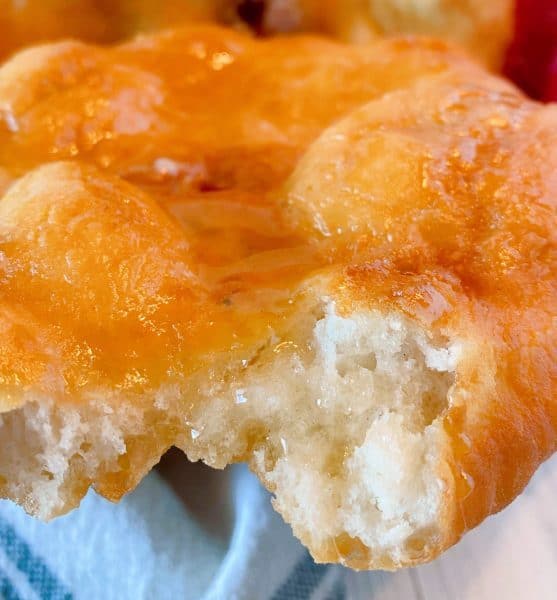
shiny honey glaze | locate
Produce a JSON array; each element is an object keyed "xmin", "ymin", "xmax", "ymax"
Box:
[
  {"xmin": 0, "ymin": 25, "xmax": 554, "ymax": 393},
  {"xmin": 0, "ymin": 27, "xmax": 480, "ymax": 396},
  {"xmin": 1, "ymin": 26, "xmax": 557, "ymax": 535}
]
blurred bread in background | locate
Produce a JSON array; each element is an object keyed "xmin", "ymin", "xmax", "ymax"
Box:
[{"xmin": 0, "ymin": 0, "xmax": 513, "ymax": 68}]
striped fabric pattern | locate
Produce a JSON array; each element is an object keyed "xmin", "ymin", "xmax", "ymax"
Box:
[
  {"xmin": 0, "ymin": 519, "xmax": 71, "ymax": 600},
  {"xmin": 0, "ymin": 456, "xmax": 555, "ymax": 600}
]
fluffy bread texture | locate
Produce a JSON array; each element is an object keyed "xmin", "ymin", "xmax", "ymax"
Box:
[
  {"xmin": 0, "ymin": 298, "xmax": 460, "ymax": 568},
  {"xmin": 0, "ymin": 27, "xmax": 556, "ymax": 570}
]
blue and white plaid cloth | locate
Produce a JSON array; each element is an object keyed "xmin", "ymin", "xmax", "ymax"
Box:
[{"xmin": 0, "ymin": 465, "xmax": 388, "ymax": 600}]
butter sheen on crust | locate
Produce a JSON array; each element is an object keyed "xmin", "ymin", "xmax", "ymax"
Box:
[{"xmin": 0, "ymin": 26, "xmax": 556, "ymax": 569}]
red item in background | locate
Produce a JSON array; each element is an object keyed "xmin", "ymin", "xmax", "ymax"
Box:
[{"xmin": 504, "ymin": 0, "xmax": 557, "ymax": 101}]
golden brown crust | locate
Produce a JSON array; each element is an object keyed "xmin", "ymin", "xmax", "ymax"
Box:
[
  {"xmin": 0, "ymin": 26, "xmax": 556, "ymax": 568},
  {"xmin": 307, "ymin": 76, "xmax": 557, "ymax": 559},
  {"xmin": 0, "ymin": 28, "xmax": 470, "ymax": 404}
]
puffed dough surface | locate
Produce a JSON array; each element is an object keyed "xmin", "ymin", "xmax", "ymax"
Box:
[{"xmin": 0, "ymin": 26, "xmax": 555, "ymax": 569}]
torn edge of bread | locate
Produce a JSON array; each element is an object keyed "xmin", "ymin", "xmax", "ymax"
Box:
[{"xmin": 0, "ymin": 300, "xmax": 461, "ymax": 569}]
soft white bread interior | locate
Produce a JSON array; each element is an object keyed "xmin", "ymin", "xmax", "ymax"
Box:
[
  {"xmin": 0, "ymin": 297, "xmax": 460, "ymax": 568},
  {"xmin": 186, "ymin": 302, "xmax": 460, "ymax": 568}
]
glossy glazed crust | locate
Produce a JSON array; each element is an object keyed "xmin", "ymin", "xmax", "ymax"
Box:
[
  {"xmin": 0, "ymin": 27, "xmax": 556, "ymax": 568},
  {"xmin": 288, "ymin": 72, "xmax": 557, "ymax": 563},
  {"xmin": 0, "ymin": 27, "xmax": 481, "ymax": 407}
]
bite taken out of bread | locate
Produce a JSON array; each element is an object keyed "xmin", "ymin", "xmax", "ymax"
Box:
[{"xmin": 0, "ymin": 26, "xmax": 556, "ymax": 570}]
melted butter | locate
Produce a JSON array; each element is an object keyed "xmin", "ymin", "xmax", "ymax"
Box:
[
  {"xmin": 0, "ymin": 26, "xmax": 555, "ymax": 430},
  {"xmin": 0, "ymin": 27, "xmax": 476, "ymax": 399}
]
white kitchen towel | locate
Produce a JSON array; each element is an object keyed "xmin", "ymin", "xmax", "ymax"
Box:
[
  {"xmin": 0, "ymin": 464, "xmax": 351, "ymax": 600},
  {"xmin": 1, "ymin": 456, "xmax": 557, "ymax": 600}
]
